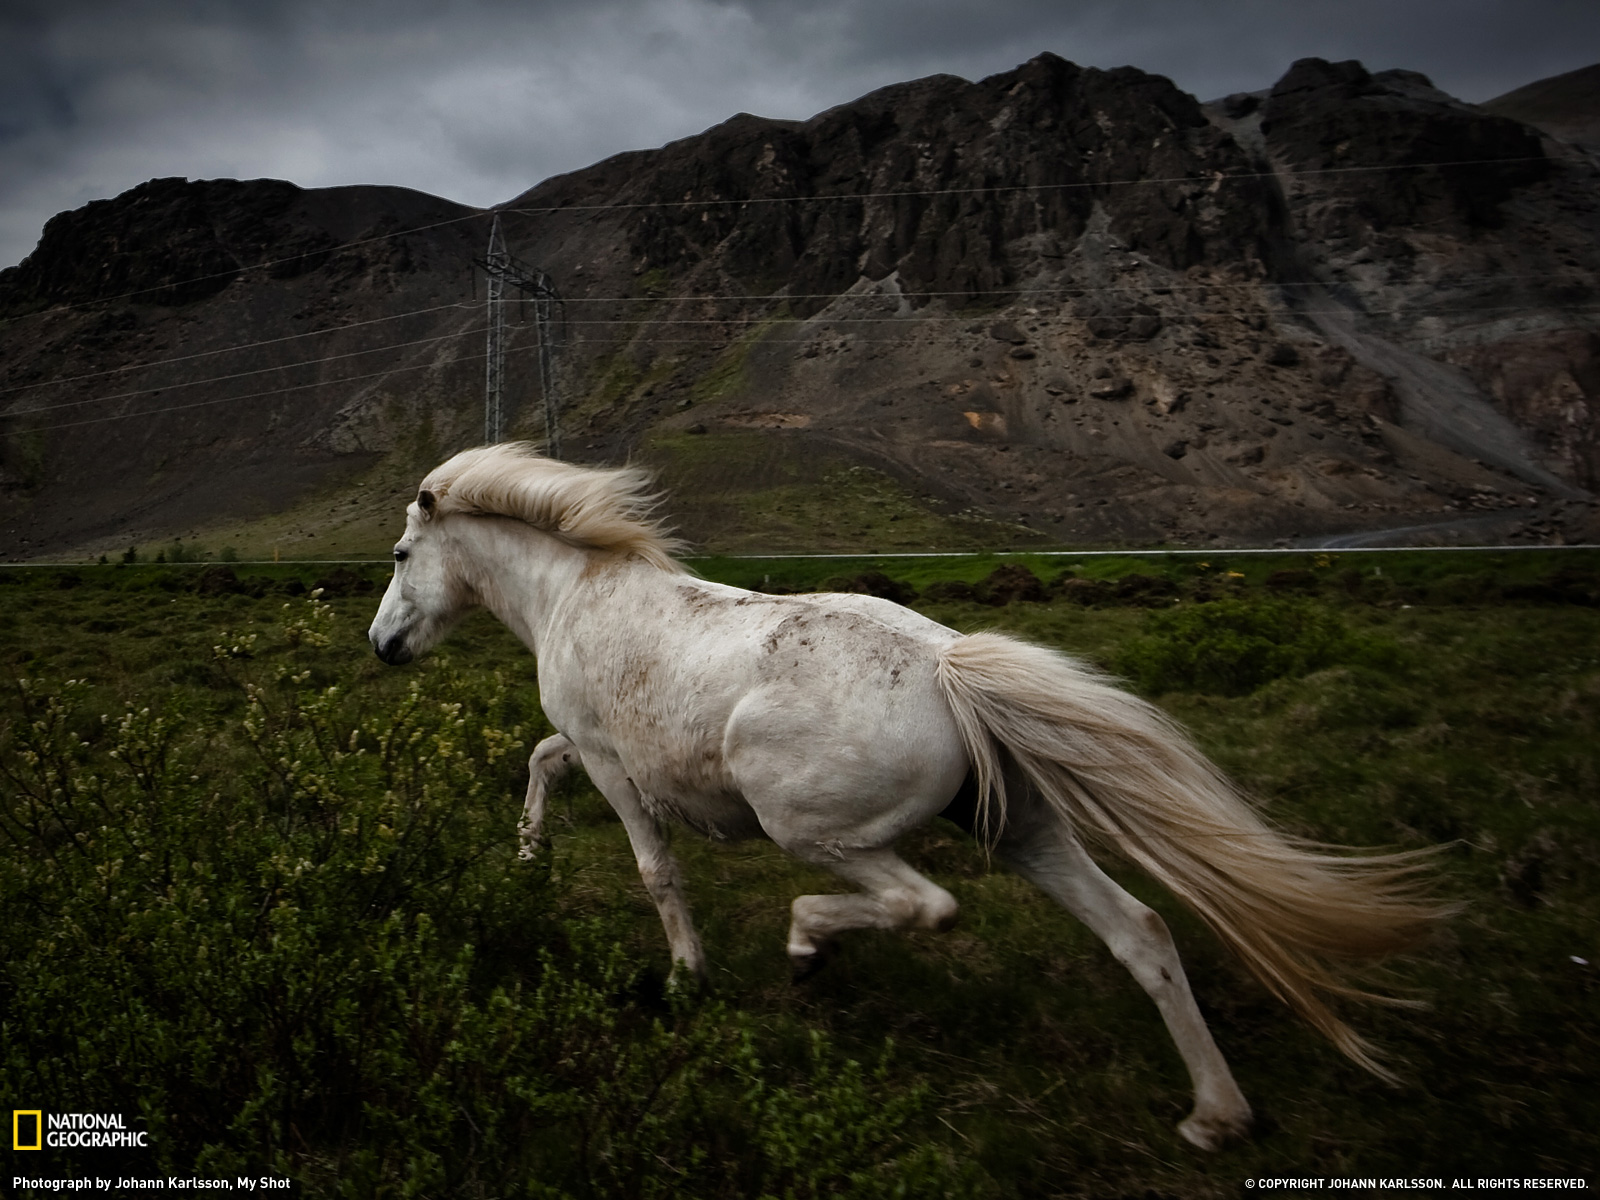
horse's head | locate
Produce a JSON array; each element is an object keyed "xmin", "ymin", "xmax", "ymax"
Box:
[{"xmin": 369, "ymin": 489, "xmax": 473, "ymax": 665}]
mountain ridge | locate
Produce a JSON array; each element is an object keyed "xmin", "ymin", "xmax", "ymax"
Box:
[
  {"xmin": 1481, "ymin": 61, "xmax": 1600, "ymax": 155},
  {"xmin": 1, "ymin": 53, "xmax": 1596, "ymax": 560}
]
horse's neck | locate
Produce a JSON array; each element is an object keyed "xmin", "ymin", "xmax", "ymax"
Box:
[{"xmin": 454, "ymin": 518, "xmax": 596, "ymax": 657}]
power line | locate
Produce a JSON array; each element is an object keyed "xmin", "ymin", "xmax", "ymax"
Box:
[
  {"xmin": 506, "ymin": 155, "xmax": 1554, "ymax": 217},
  {"xmin": 8, "ymin": 298, "xmax": 1596, "ymax": 428},
  {"xmin": 0, "ymin": 211, "xmax": 490, "ymax": 324},
  {"xmin": 15, "ymin": 351, "xmax": 489, "ymax": 434},
  {"xmin": 6, "ymin": 280, "xmax": 1589, "ymax": 411},
  {"xmin": 0, "ymin": 271, "xmax": 1555, "ymax": 390},
  {"xmin": 0, "ymin": 301, "xmax": 484, "ymax": 399},
  {"xmin": 521, "ymin": 273, "xmax": 1594, "ymax": 303},
  {"xmin": 0, "ymin": 149, "xmax": 1587, "ymax": 428},
  {"xmin": 6, "ymin": 326, "xmax": 486, "ymax": 417},
  {"xmin": 541, "ymin": 303, "xmax": 1600, "ymax": 326},
  {"xmin": 0, "ymin": 152, "xmax": 1557, "ymax": 330}
]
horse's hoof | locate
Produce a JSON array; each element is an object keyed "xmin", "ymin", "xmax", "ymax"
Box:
[
  {"xmin": 666, "ymin": 966, "xmax": 708, "ymax": 998},
  {"xmin": 789, "ymin": 942, "xmax": 838, "ymax": 982},
  {"xmin": 1177, "ymin": 1105, "xmax": 1254, "ymax": 1151},
  {"xmin": 790, "ymin": 953, "xmax": 825, "ymax": 982}
]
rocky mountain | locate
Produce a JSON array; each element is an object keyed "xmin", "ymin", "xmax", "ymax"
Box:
[
  {"xmin": 1, "ymin": 53, "xmax": 1596, "ymax": 560},
  {"xmin": 0, "ymin": 178, "xmax": 485, "ymax": 558},
  {"xmin": 1482, "ymin": 62, "xmax": 1600, "ymax": 156}
]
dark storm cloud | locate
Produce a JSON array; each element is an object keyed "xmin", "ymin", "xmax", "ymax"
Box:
[{"xmin": 3, "ymin": 0, "xmax": 1597, "ymax": 268}]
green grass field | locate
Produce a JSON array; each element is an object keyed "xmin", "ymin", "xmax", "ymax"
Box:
[{"xmin": 2, "ymin": 551, "xmax": 1596, "ymax": 1196}]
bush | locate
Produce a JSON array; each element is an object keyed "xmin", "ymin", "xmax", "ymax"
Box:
[
  {"xmin": 974, "ymin": 565, "xmax": 1044, "ymax": 606},
  {"xmin": 1114, "ymin": 597, "xmax": 1391, "ymax": 696},
  {"xmin": 817, "ymin": 571, "xmax": 917, "ymax": 605}
]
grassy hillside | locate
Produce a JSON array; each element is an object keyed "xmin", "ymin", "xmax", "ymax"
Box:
[
  {"xmin": 93, "ymin": 441, "xmax": 1053, "ymax": 564},
  {"xmin": 1, "ymin": 551, "xmax": 1596, "ymax": 1195}
]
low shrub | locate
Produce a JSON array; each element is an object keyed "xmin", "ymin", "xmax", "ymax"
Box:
[
  {"xmin": 817, "ymin": 571, "xmax": 918, "ymax": 605},
  {"xmin": 1114, "ymin": 597, "xmax": 1393, "ymax": 696},
  {"xmin": 974, "ymin": 564, "xmax": 1044, "ymax": 606}
]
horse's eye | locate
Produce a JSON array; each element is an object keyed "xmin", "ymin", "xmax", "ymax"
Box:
[{"xmin": 393, "ymin": 548, "xmax": 409, "ymax": 563}]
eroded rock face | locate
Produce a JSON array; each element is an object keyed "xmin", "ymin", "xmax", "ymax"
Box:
[
  {"xmin": 2, "ymin": 178, "xmax": 320, "ymax": 311},
  {"xmin": 1480, "ymin": 62, "xmax": 1600, "ymax": 156},
  {"xmin": 598, "ymin": 54, "xmax": 1281, "ymax": 314},
  {"xmin": 1260, "ymin": 58, "xmax": 1548, "ymax": 239},
  {"xmin": 1446, "ymin": 331, "xmax": 1600, "ymax": 490}
]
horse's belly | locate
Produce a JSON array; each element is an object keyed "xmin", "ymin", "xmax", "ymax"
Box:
[{"xmin": 635, "ymin": 783, "xmax": 764, "ymax": 841}]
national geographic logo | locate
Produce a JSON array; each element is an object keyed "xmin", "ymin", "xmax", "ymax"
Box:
[
  {"xmin": 13, "ymin": 1111, "xmax": 41, "ymax": 1151},
  {"xmin": 12, "ymin": 1111, "xmax": 149, "ymax": 1150}
]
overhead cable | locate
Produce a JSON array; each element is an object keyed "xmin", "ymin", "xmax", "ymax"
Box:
[{"xmin": 0, "ymin": 152, "xmax": 1554, "ymax": 325}]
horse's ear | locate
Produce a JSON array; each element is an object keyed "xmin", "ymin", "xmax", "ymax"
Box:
[{"xmin": 417, "ymin": 489, "xmax": 438, "ymax": 519}]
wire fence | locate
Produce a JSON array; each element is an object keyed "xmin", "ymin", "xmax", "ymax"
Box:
[{"xmin": 3, "ymin": 543, "xmax": 1595, "ymax": 570}]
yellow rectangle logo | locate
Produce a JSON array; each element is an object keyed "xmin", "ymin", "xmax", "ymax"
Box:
[{"xmin": 13, "ymin": 1109, "xmax": 42, "ymax": 1150}]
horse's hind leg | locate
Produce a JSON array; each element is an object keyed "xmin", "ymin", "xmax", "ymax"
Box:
[
  {"xmin": 779, "ymin": 845, "xmax": 960, "ymax": 979},
  {"xmin": 1002, "ymin": 822, "xmax": 1252, "ymax": 1151},
  {"xmin": 519, "ymin": 734, "xmax": 579, "ymax": 859}
]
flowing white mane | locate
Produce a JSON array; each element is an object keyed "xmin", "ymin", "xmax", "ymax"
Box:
[{"xmin": 418, "ymin": 442, "xmax": 688, "ymax": 573}]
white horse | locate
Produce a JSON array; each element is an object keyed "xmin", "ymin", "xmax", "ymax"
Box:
[{"xmin": 368, "ymin": 442, "xmax": 1446, "ymax": 1151}]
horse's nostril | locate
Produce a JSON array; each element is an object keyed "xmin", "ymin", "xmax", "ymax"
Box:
[{"xmin": 376, "ymin": 635, "xmax": 413, "ymax": 666}]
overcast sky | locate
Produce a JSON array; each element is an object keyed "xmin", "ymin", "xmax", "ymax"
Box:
[{"xmin": 3, "ymin": 0, "xmax": 1597, "ymax": 269}]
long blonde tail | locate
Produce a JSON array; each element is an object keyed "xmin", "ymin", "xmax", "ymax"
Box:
[{"xmin": 936, "ymin": 630, "xmax": 1452, "ymax": 1078}]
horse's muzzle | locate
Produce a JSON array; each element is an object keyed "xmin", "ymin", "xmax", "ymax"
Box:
[{"xmin": 372, "ymin": 633, "xmax": 414, "ymax": 666}]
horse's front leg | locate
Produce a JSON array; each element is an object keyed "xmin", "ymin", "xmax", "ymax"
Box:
[
  {"xmin": 583, "ymin": 756, "xmax": 708, "ymax": 982},
  {"xmin": 519, "ymin": 734, "xmax": 579, "ymax": 859}
]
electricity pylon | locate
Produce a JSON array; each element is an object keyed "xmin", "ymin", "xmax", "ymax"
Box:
[{"xmin": 476, "ymin": 213, "xmax": 562, "ymax": 455}]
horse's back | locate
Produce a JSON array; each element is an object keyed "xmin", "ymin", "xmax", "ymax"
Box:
[{"xmin": 552, "ymin": 572, "xmax": 970, "ymax": 844}]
